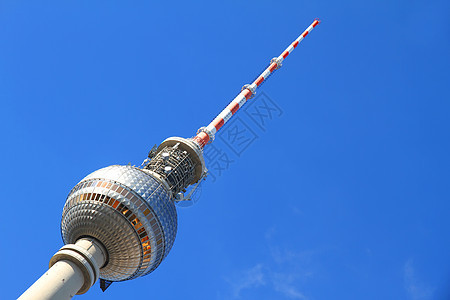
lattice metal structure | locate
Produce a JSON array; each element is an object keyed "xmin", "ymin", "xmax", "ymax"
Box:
[
  {"xmin": 19, "ymin": 19, "xmax": 320, "ymax": 300},
  {"xmin": 144, "ymin": 143, "xmax": 196, "ymax": 195}
]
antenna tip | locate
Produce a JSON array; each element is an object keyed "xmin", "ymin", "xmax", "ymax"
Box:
[{"xmin": 313, "ymin": 18, "xmax": 321, "ymax": 27}]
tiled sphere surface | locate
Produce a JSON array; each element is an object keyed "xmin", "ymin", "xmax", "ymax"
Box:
[{"xmin": 61, "ymin": 165, "xmax": 177, "ymax": 281}]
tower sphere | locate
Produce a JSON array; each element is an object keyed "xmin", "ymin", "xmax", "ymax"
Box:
[{"xmin": 61, "ymin": 165, "xmax": 177, "ymax": 281}]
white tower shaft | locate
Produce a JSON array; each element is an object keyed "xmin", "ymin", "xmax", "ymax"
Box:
[{"xmin": 19, "ymin": 238, "xmax": 107, "ymax": 300}]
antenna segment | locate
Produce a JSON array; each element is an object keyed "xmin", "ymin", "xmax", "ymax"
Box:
[{"xmin": 193, "ymin": 19, "xmax": 320, "ymax": 148}]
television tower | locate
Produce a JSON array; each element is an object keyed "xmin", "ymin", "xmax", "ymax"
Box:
[{"xmin": 19, "ymin": 19, "xmax": 320, "ymax": 300}]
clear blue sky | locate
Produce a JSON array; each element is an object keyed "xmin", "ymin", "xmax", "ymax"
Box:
[{"xmin": 2, "ymin": 1, "xmax": 450, "ymax": 299}]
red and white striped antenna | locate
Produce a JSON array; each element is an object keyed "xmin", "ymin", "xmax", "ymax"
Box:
[{"xmin": 192, "ymin": 19, "xmax": 321, "ymax": 148}]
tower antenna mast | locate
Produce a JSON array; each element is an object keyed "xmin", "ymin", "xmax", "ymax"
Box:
[{"xmin": 193, "ymin": 19, "xmax": 321, "ymax": 147}]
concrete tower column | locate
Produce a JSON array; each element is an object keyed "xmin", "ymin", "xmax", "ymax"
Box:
[{"xmin": 19, "ymin": 238, "xmax": 107, "ymax": 300}]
